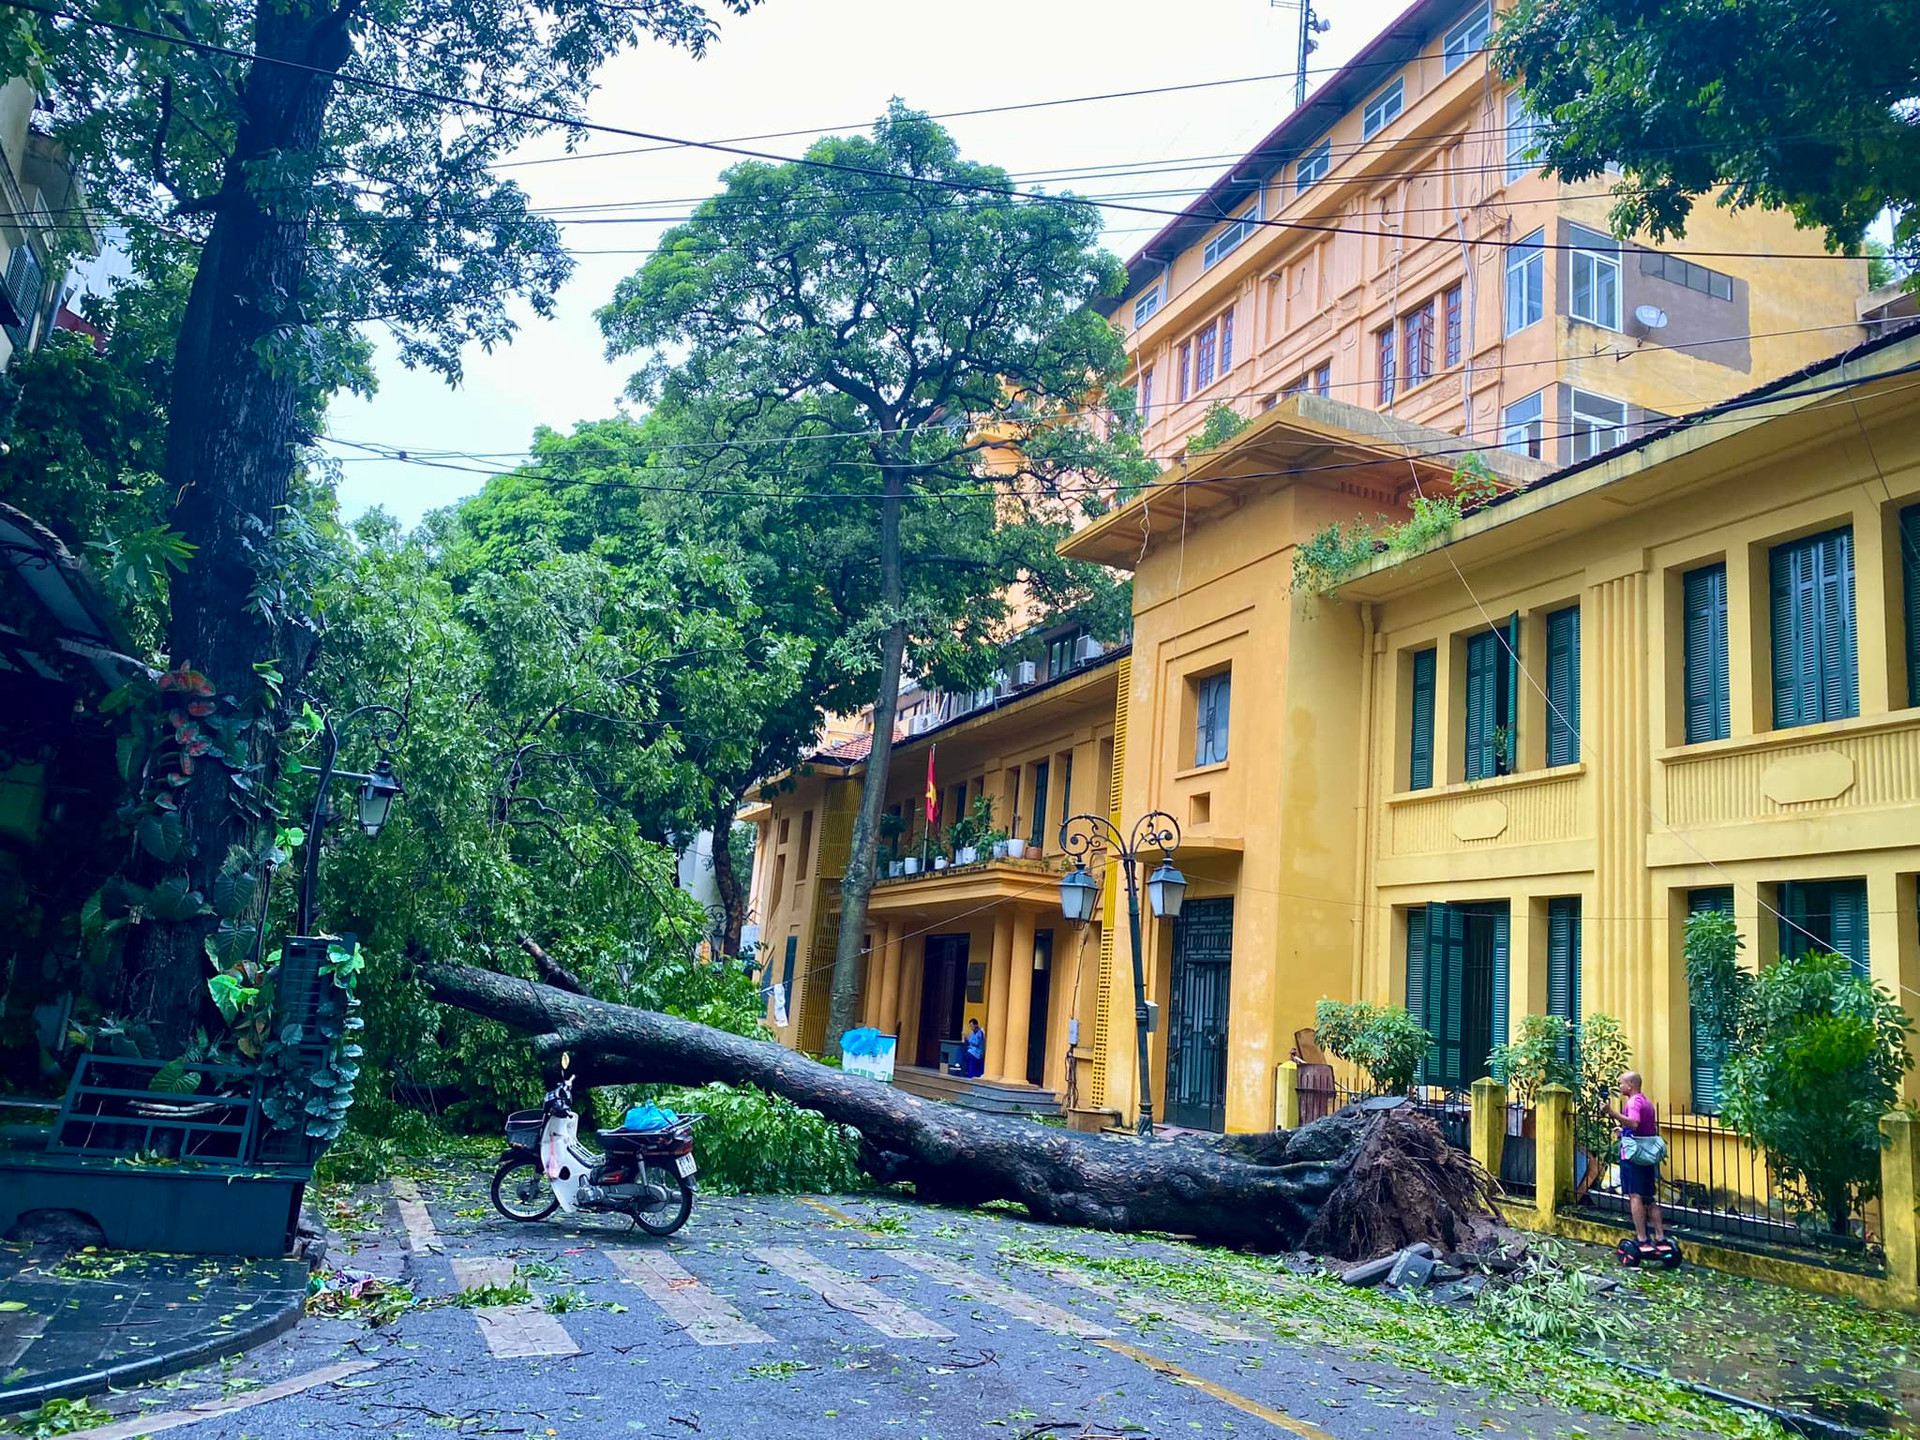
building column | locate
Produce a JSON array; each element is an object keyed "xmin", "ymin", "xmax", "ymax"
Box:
[
  {"xmin": 999, "ymin": 908, "xmax": 1037, "ymax": 1083},
  {"xmin": 877, "ymin": 924, "xmax": 904, "ymax": 1037},
  {"xmin": 985, "ymin": 910, "xmax": 1015, "ymax": 1077},
  {"xmin": 1868, "ymin": 869, "xmax": 1920, "ymax": 1100}
]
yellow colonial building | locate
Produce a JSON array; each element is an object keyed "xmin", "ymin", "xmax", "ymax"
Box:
[
  {"xmin": 1107, "ymin": 0, "xmax": 1868, "ymax": 467},
  {"xmin": 745, "ymin": 636, "xmax": 1123, "ymax": 1115}
]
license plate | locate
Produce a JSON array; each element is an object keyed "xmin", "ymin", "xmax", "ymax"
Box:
[{"xmin": 674, "ymin": 1154, "xmax": 697, "ymax": 1178}]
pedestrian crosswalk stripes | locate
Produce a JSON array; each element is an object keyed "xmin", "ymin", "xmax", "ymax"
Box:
[
  {"xmin": 891, "ymin": 1251, "xmax": 1115, "ymax": 1337},
  {"xmin": 750, "ymin": 1246, "xmax": 957, "ymax": 1340},
  {"xmin": 471, "ymin": 1304, "xmax": 582, "ymax": 1360},
  {"xmin": 606, "ymin": 1248, "xmax": 774, "ymax": 1345},
  {"xmin": 1023, "ymin": 1260, "xmax": 1258, "ymax": 1341}
]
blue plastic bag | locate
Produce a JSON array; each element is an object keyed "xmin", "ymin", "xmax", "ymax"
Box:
[
  {"xmin": 840, "ymin": 1027, "xmax": 884, "ymax": 1059},
  {"xmin": 622, "ymin": 1102, "xmax": 679, "ymax": 1131}
]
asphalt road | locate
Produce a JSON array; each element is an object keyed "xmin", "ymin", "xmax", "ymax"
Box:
[{"xmin": 68, "ymin": 1173, "xmax": 1680, "ymax": 1440}]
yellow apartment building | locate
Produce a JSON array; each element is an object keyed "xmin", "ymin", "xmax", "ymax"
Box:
[
  {"xmin": 1105, "ymin": 0, "xmax": 1868, "ymax": 467},
  {"xmin": 745, "ymin": 638, "xmax": 1123, "ymax": 1113},
  {"xmin": 1058, "ymin": 326, "xmax": 1920, "ymax": 1134}
]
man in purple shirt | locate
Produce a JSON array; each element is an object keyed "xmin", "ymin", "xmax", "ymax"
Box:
[{"xmin": 1608, "ymin": 1071, "xmax": 1666, "ymax": 1244}]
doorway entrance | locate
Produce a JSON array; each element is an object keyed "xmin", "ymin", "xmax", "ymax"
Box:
[
  {"xmin": 1166, "ymin": 897, "xmax": 1233, "ymax": 1131},
  {"xmin": 1026, "ymin": 930, "xmax": 1054, "ymax": 1086},
  {"xmin": 915, "ymin": 935, "xmax": 969, "ymax": 1070}
]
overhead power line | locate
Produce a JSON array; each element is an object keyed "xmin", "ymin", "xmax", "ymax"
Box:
[{"xmin": 4, "ymin": 0, "xmax": 1887, "ymax": 266}]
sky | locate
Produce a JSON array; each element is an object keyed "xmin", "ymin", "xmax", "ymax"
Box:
[{"xmin": 324, "ymin": 0, "xmax": 1408, "ymax": 525}]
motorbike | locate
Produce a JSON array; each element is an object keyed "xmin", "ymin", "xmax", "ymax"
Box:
[{"xmin": 490, "ymin": 1055, "xmax": 703, "ymax": 1236}]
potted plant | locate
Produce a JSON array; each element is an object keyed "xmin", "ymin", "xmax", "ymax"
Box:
[
  {"xmin": 902, "ymin": 854, "xmax": 921, "ymax": 875},
  {"xmin": 948, "ymin": 810, "xmax": 979, "ymax": 866},
  {"xmin": 1573, "ymin": 1012, "xmax": 1633, "ymax": 1198},
  {"xmin": 1487, "ymin": 1014, "xmax": 1577, "ymax": 1132},
  {"xmin": 1005, "ymin": 817, "xmax": 1028, "ymax": 860},
  {"xmin": 933, "ymin": 854, "xmax": 949, "ymax": 870},
  {"xmin": 1312, "ymin": 999, "xmax": 1429, "ymax": 1097},
  {"xmin": 878, "ymin": 810, "xmax": 907, "ymax": 864}
]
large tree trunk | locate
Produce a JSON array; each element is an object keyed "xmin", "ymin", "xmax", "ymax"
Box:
[
  {"xmin": 421, "ymin": 959, "xmax": 1498, "ymax": 1255},
  {"xmin": 707, "ymin": 794, "xmax": 745, "ymax": 957},
  {"xmin": 119, "ymin": 2, "xmax": 353, "ymax": 1050},
  {"xmin": 825, "ymin": 469, "xmax": 906, "ymax": 1053}
]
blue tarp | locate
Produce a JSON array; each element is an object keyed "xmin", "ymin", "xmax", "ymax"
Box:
[
  {"xmin": 621, "ymin": 1102, "xmax": 680, "ymax": 1131},
  {"xmin": 839, "ymin": 1027, "xmax": 892, "ymax": 1058}
]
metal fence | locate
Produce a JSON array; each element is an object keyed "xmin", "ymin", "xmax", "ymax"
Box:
[
  {"xmin": 1574, "ymin": 1104, "xmax": 1879, "ymax": 1270},
  {"xmin": 1498, "ymin": 1102, "xmax": 1536, "ymax": 1198}
]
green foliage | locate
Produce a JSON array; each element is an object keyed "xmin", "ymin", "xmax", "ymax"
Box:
[
  {"xmin": 1575, "ymin": 1013, "xmax": 1634, "ymax": 1162},
  {"xmin": 1290, "ymin": 455, "xmax": 1505, "ymax": 597},
  {"xmin": 1290, "ymin": 519, "xmax": 1383, "ymax": 599},
  {"xmin": 1184, "ymin": 402, "xmax": 1252, "ymax": 456},
  {"xmin": 1476, "ymin": 1245, "xmax": 1637, "ymax": 1345},
  {"xmin": 1719, "ymin": 951, "xmax": 1913, "ymax": 1231},
  {"xmin": 313, "ymin": 1108, "xmax": 495, "ymax": 1186},
  {"xmin": 1684, "ymin": 910, "xmax": 1753, "ymax": 1062},
  {"xmin": 1313, "ymin": 999, "xmax": 1430, "ymax": 1095},
  {"xmin": 259, "ymin": 941, "xmax": 366, "ymax": 1147},
  {"xmin": 7, "ymin": 1397, "xmax": 114, "ymax": 1437},
  {"xmin": 455, "ymin": 1277, "xmax": 534, "ymax": 1309},
  {"xmin": 1496, "ymin": 0, "xmax": 1920, "ymax": 270},
  {"xmin": 654, "ymin": 1082, "xmax": 864, "ymax": 1195},
  {"xmin": 1488, "ymin": 1014, "xmax": 1576, "ymax": 1110}
]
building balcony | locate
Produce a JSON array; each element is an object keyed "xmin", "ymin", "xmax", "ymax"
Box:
[
  {"xmin": 1650, "ymin": 709, "xmax": 1920, "ymax": 866},
  {"xmin": 1377, "ymin": 764, "xmax": 1589, "ymax": 884},
  {"xmin": 869, "ymin": 853, "xmax": 1069, "ymax": 919}
]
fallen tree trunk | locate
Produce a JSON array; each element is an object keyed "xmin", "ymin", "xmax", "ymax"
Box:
[{"xmin": 420, "ymin": 960, "xmax": 1496, "ymax": 1255}]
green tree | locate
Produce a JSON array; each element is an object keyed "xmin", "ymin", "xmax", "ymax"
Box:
[
  {"xmin": 598, "ymin": 105, "xmax": 1140, "ymax": 1050},
  {"xmin": 2, "ymin": 0, "xmax": 760, "ymax": 1048},
  {"xmin": 1495, "ymin": 0, "xmax": 1920, "ymax": 265},
  {"xmin": 1719, "ymin": 951, "xmax": 1912, "ymax": 1233}
]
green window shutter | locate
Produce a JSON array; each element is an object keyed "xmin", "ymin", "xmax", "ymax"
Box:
[
  {"xmin": 1490, "ymin": 905, "xmax": 1511, "ymax": 1063},
  {"xmin": 1406, "ymin": 906, "xmax": 1429, "ymax": 1080},
  {"xmin": 1902, "ymin": 505, "xmax": 1920, "ymax": 707},
  {"xmin": 1464, "ymin": 632, "xmax": 1498, "ymax": 780},
  {"xmin": 1408, "ymin": 648, "xmax": 1437, "ymax": 790},
  {"xmin": 1029, "ymin": 761, "xmax": 1049, "ymax": 844},
  {"xmin": 1546, "ymin": 897, "xmax": 1581, "ymax": 1063},
  {"xmin": 1772, "ymin": 529, "xmax": 1859, "ymax": 728},
  {"xmin": 1778, "ymin": 881, "xmax": 1812, "ymax": 962},
  {"xmin": 779, "ymin": 935, "xmax": 799, "ymax": 995},
  {"xmin": 1829, "ymin": 879, "xmax": 1870, "ymax": 980},
  {"xmin": 1427, "ymin": 902, "xmax": 1464, "ymax": 1085},
  {"xmin": 1545, "ymin": 607, "xmax": 1580, "ymax": 766},
  {"xmin": 1687, "ymin": 887, "xmax": 1735, "ymax": 1113},
  {"xmin": 1683, "ymin": 564, "xmax": 1731, "ymax": 743},
  {"xmin": 1503, "ymin": 614, "xmax": 1521, "ymax": 753}
]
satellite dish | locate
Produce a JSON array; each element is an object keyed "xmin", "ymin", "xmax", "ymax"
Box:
[{"xmin": 1634, "ymin": 304, "xmax": 1669, "ymax": 330}]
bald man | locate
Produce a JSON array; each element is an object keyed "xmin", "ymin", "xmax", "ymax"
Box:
[{"xmin": 1608, "ymin": 1071, "xmax": 1666, "ymax": 1244}]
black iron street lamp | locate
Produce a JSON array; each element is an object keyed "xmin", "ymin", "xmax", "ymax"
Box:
[
  {"xmin": 1056, "ymin": 810, "xmax": 1186, "ymax": 1137},
  {"xmin": 295, "ymin": 704, "xmax": 406, "ymax": 937}
]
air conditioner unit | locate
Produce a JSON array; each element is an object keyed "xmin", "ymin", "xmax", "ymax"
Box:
[
  {"xmin": 1013, "ymin": 660, "xmax": 1039, "ymax": 687},
  {"xmin": 1074, "ymin": 635, "xmax": 1105, "ymax": 664},
  {"xmin": 994, "ymin": 670, "xmax": 1014, "ymax": 698}
]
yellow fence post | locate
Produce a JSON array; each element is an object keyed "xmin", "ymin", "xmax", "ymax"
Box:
[
  {"xmin": 1275, "ymin": 1061, "xmax": 1301, "ymax": 1131},
  {"xmin": 1535, "ymin": 1084, "xmax": 1575, "ymax": 1222},
  {"xmin": 1880, "ymin": 1109, "xmax": 1920, "ymax": 1309},
  {"xmin": 1469, "ymin": 1077, "xmax": 1507, "ymax": 1181}
]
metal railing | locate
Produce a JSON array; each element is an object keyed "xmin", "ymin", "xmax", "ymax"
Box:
[
  {"xmin": 1574, "ymin": 1103, "xmax": 1879, "ymax": 1270},
  {"xmin": 49, "ymin": 1055, "xmax": 262, "ymax": 1163}
]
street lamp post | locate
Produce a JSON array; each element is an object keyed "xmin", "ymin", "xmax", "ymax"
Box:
[
  {"xmin": 1056, "ymin": 810, "xmax": 1185, "ymax": 1137},
  {"xmin": 295, "ymin": 704, "xmax": 406, "ymax": 938}
]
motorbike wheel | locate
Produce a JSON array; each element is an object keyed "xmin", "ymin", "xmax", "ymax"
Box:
[
  {"xmin": 630, "ymin": 1170, "xmax": 695, "ymax": 1237},
  {"xmin": 491, "ymin": 1157, "xmax": 558, "ymax": 1222}
]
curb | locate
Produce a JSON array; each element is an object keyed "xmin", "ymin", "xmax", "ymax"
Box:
[{"xmin": 0, "ymin": 1259, "xmax": 309, "ymax": 1414}]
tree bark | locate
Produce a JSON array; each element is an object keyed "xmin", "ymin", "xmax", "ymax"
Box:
[
  {"xmin": 707, "ymin": 794, "xmax": 745, "ymax": 957},
  {"xmin": 119, "ymin": 1, "xmax": 354, "ymax": 1051},
  {"xmin": 421, "ymin": 959, "xmax": 1497, "ymax": 1255},
  {"xmin": 825, "ymin": 466, "xmax": 906, "ymax": 1054}
]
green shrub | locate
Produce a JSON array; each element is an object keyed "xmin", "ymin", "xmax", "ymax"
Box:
[
  {"xmin": 1314, "ymin": 999, "xmax": 1430, "ymax": 1095},
  {"xmin": 653, "ymin": 1082, "xmax": 865, "ymax": 1194},
  {"xmin": 1487, "ymin": 1014, "xmax": 1575, "ymax": 1109},
  {"xmin": 1684, "ymin": 908, "xmax": 1752, "ymax": 1070},
  {"xmin": 1574, "ymin": 1013, "xmax": 1633, "ymax": 1162},
  {"xmin": 1720, "ymin": 950, "xmax": 1912, "ymax": 1233}
]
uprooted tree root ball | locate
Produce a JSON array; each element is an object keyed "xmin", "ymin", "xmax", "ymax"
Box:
[{"xmin": 422, "ymin": 959, "xmax": 1501, "ymax": 1257}]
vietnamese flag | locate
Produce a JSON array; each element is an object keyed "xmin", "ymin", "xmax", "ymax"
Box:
[{"xmin": 925, "ymin": 744, "xmax": 938, "ymax": 825}]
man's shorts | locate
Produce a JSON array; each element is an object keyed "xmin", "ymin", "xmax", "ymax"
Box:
[{"xmin": 1621, "ymin": 1159, "xmax": 1659, "ymax": 1199}]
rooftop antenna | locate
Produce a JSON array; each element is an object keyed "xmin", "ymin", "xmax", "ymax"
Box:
[{"xmin": 1272, "ymin": 0, "xmax": 1332, "ymax": 109}]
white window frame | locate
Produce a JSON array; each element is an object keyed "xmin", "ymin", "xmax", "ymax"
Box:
[
  {"xmin": 1362, "ymin": 77, "xmax": 1404, "ymax": 140},
  {"xmin": 1202, "ymin": 195, "xmax": 1262, "ymax": 270},
  {"xmin": 1569, "ymin": 226, "xmax": 1622, "ymax": 331},
  {"xmin": 1501, "ymin": 391, "xmax": 1544, "ymax": 459},
  {"xmin": 1569, "ymin": 389, "xmax": 1627, "ymax": 461},
  {"xmin": 1505, "ymin": 91, "xmax": 1541, "ymax": 183},
  {"xmin": 1504, "ymin": 230, "xmax": 1544, "ymax": 335},
  {"xmin": 1131, "ymin": 271, "xmax": 1166, "ymax": 328},
  {"xmin": 1443, "ymin": 4, "xmax": 1491, "ymax": 75},
  {"xmin": 1295, "ymin": 139, "xmax": 1332, "ymax": 194}
]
